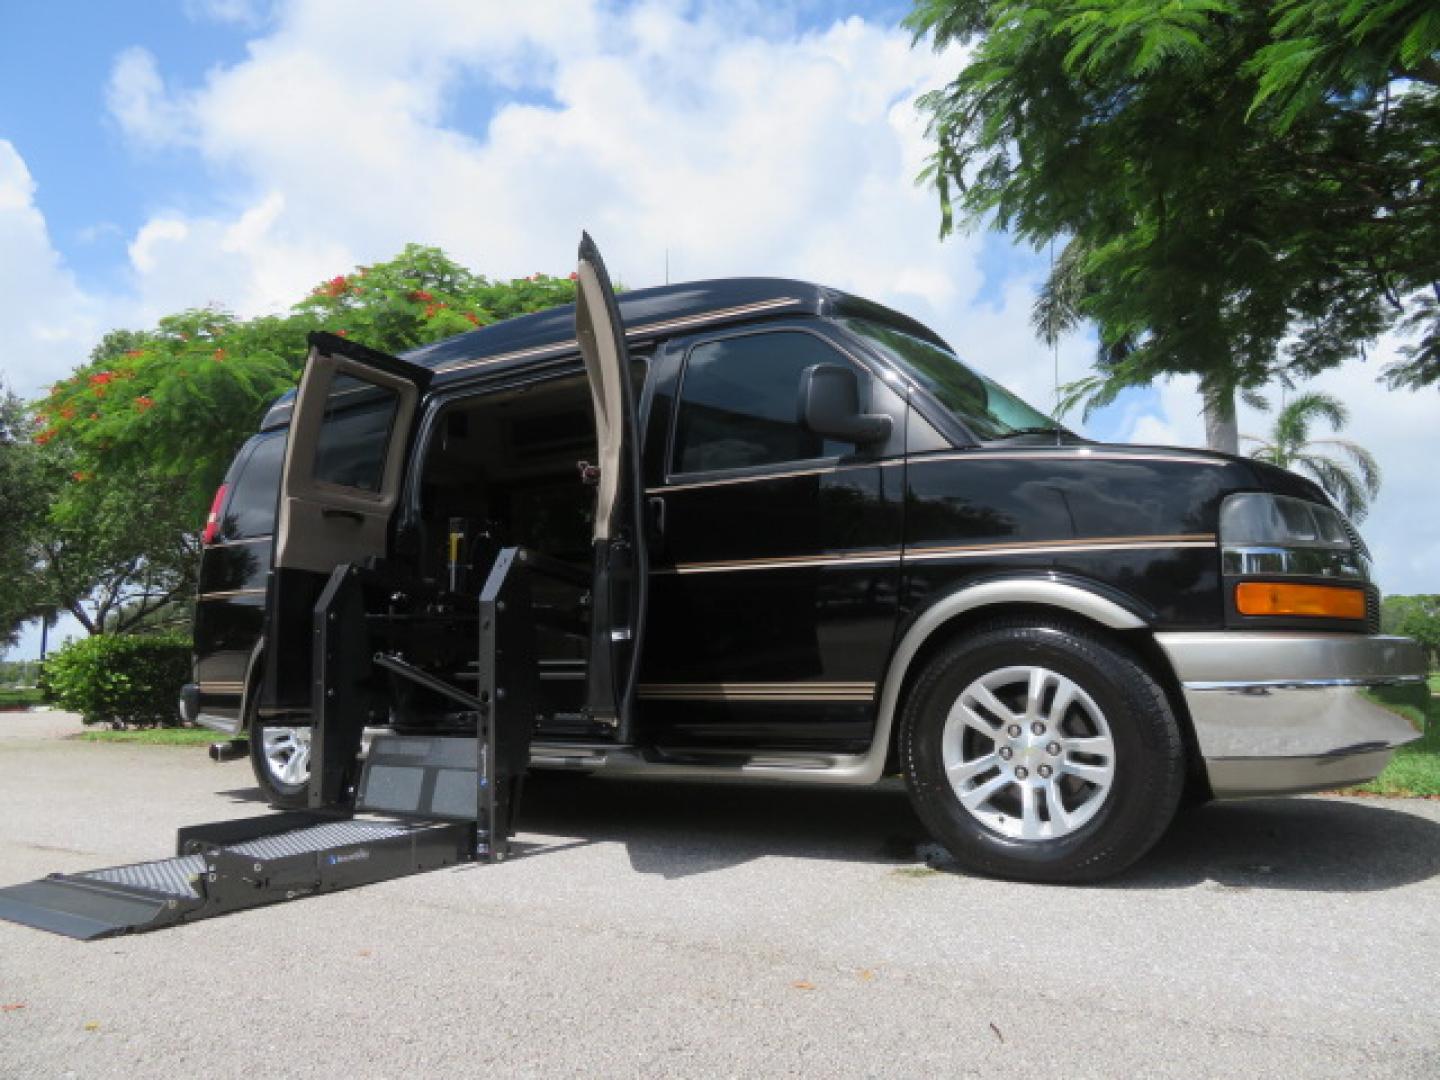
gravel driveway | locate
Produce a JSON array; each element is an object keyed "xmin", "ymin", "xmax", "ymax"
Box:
[{"xmin": 1, "ymin": 714, "xmax": 1437, "ymax": 1078}]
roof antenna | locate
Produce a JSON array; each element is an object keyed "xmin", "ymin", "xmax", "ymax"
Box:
[{"xmin": 664, "ymin": 247, "xmax": 670, "ymax": 285}]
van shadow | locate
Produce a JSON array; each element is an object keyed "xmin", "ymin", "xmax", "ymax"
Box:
[
  {"xmin": 518, "ymin": 776, "xmax": 1440, "ymax": 892},
  {"xmin": 218, "ymin": 775, "xmax": 1440, "ymax": 893},
  {"xmin": 1103, "ymin": 796, "xmax": 1440, "ymax": 893},
  {"xmin": 518, "ymin": 774, "xmax": 927, "ymax": 878}
]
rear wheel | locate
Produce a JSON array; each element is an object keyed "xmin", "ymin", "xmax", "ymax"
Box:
[
  {"xmin": 248, "ymin": 718, "xmax": 312, "ymax": 808},
  {"xmin": 899, "ymin": 619, "xmax": 1185, "ymax": 883}
]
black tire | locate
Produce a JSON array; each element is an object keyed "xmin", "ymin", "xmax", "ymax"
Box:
[
  {"xmin": 899, "ymin": 618, "xmax": 1185, "ymax": 884},
  {"xmin": 247, "ymin": 710, "xmax": 312, "ymax": 809}
]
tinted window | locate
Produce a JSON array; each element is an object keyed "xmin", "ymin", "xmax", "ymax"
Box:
[
  {"xmin": 672, "ymin": 332, "xmax": 852, "ymax": 474},
  {"xmin": 223, "ymin": 434, "xmax": 285, "ymax": 539},
  {"xmin": 313, "ymin": 373, "xmax": 399, "ymax": 492},
  {"xmin": 841, "ymin": 318, "xmax": 1063, "ymax": 441}
]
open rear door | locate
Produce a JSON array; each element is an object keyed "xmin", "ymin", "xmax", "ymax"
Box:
[
  {"xmin": 575, "ymin": 233, "xmax": 648, "ymax": 742},
  {"xmin": 262, "ymin": 331, "xmax": 431, "ymax": 712}
]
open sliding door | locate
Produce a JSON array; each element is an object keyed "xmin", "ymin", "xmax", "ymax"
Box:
[
  {"xmin": 575, "ymin": 233, "xmax": 648, "ymax": 741},
  {"xmin": 261, "ymin": 332, "xmax": 431, "ymax": 713}
]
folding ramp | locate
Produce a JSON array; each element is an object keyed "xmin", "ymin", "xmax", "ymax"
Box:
[{"xmin": 0, "ymin": 548, "xmax": 547, "ymax": 941}]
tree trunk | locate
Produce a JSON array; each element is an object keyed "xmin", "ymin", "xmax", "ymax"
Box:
[{"xmin": 1201, "ymin": 376, "xmax": 1238, "ymax": 455}]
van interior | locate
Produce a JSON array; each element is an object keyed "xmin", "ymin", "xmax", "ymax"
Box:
[{"xmin": 394, "ymin": 372, "xmax": 603, "ymax": 735}]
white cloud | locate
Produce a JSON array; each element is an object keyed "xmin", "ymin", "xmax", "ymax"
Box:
[
  {"xmin": 105, "ymin": 47, "xmax": 194, "ymax": 148},
  {"xmin": 96, "ymin": 2, "xmax": 980, "ymax": 325},
  {"xmin": 6, "ymin": 0, "xmax": 1433, "ymax": 604},
  {"xmin": 0, "ymin": 141, "xmax": 107, "ymax": 399},
  {"xmin": 183, "ymin": 0, "xmax": 271, "ymax": 26}
]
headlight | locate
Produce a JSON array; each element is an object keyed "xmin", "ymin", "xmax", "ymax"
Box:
[{"xmin": 1219, "ymin": 493, "xmax": 1369, "ymax": 581}]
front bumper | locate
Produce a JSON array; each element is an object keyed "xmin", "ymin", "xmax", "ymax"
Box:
[{"xmin": 1154, "ymin": 632, "xmax": 1428, "ymax": 797}]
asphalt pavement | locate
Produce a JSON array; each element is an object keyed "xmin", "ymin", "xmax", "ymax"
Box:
[{"xmin": 1, "ymin": 712, "xmax": 1437, "ymax": 1078}]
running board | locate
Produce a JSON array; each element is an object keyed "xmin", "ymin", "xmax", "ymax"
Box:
[
  {"xmin": 527, "ymin": 741, "xmax": 881, "ymax": 784},
  {"xmin": 0, "ymin": 812, "xmax": 474, "ymax": 941}
]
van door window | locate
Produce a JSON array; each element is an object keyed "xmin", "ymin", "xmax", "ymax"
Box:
[
  {"xmin": 223, "ymin": 434, "xmax": 284, "ymax": 540},
  {"xmin": 313, "ymin": 374, "xmax": 401, "ymax": 492},
  {"xmin": 671, "ymin": 331, "xmax": 856, "ymax": 475}
]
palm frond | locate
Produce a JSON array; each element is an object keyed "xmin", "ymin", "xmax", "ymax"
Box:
[
  {"xmin": 1295, "ymin": 453, "xmax": 1369, "ymax": 521},
  {"xmin": 1275, "ymin": 391, "xmax": 1348, "ymax": 452},
  {"xmin": 1307, "ymin": 438, "xmax": 1382, "ymax": 497},
  {"xmin": 1239, "ymin": 387, "xmax": 1271, "ymax": 413},
  {"xmin": 1241, "ymin": 435, "xmax": 1283, "ymax": 465}
]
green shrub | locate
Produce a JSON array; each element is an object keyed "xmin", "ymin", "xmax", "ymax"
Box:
[
  {"xmin": 0, "ymin": 687, "xmax": 43, "ymax": 709},
  {"xmin": 42, "ymin": 634, "xmax": 191, "ymax": 728}
]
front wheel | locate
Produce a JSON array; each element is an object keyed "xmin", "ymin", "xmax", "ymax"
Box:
[
  {"xmin": 249, "ymin": 720, "xmax": 312, "ymax": 808},
  {"xmin": 899, "ymin": 619, "xmax": 1185, "ymax": 883}
]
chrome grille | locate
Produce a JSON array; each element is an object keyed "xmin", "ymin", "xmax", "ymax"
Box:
[{"xmin": 1340, "ymin": 515, "xmax": 1372, "ymax": 561}]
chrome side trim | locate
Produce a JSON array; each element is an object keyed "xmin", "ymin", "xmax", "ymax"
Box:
[
  {"xmin": 197, "ymin": 588, "xmax": 267, "ymax": 601},
  {"xmin": 648, "ymin": 457, "xmax": 902, "ymax": 495},
  {"xmin": 436, "ymin": 297, "xmax": 804, "ymax": 376},
  {"xmin": 909, "ymin": 450, "xmax": 1230, "ymax": 467},
  {"xmin": 1186, "ymin": 676, "xmax": 1426, "ymax": 692},
  {"xmin": 904, "ymin": 536, "xmax": 1215, "ymax": 562},
  {"xmin": 203, "ymin": 535, "xmax": 273, "ymax": 550},
  {"xmin": 1154, "ymin": 632, "xmax": 1425, "ymax": 685},
  {"xmin": 623, "ymin": 297, "xmax": 804, "ymax": 338},
  {"xmin": 662, "ymin": 551, "xmax": 901, "ymax": 576}
]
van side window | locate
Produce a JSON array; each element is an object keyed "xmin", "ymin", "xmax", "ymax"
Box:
[
  {"xmin": 224, "ymin": 434, "xmax": 285, "ymax": 539},
  {"xmin": 672, "ymin": 331, "xmax": 854, "ymax": 474},
  {"xmin": 313, "ymin": 374, "xmax": 400, "ymax": 492}
]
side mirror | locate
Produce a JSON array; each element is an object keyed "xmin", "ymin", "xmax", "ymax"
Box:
[{"xmin": 798, "ymin": 364, "xmax": 893, "ymax": 446}]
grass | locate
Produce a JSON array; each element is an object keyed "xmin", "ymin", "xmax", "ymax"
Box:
[
  {"xmin": 0, "ymin": 688, "xmax": 43, "ymax": 708},
  {"xmin": 75, "ymin": 727, "xmax": 219, "ymax": 746},
  {"xmin": 1346, "ymin": 682, "xmax": 1440, "ymax": 798}
]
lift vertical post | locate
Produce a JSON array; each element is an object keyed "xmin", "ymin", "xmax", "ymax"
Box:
[{"xmin": 475, "ymin": 547, "xmax": 538, "ymax": 860}]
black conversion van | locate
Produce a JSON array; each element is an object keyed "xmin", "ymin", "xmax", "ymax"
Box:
[{"xmin": 182, "ymin": 236, "xmax": 1426, "ymax": 882}]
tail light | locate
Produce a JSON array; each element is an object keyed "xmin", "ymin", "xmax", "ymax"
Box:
[{"xmin": 202, "ymin": 484, "xmax": 228, "ymax": 545}]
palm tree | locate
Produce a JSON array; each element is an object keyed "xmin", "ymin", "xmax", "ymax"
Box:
[{"xmin": 1242, "ymin": 391, "xmax": 1381, "ymax": 522}]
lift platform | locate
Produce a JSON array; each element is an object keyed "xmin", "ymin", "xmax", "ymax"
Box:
[{"xmin": 0, "ymin": 547, "xmax": 558, "ymax": 941}]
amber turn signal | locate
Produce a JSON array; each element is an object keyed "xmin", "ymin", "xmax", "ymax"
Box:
[{"xmin": 1234, "ymin": 582, "xmax": 1366, "ymax": 619}]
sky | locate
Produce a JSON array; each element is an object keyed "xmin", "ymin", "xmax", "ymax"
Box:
[{"xmin": 1, "ymin": 0, "xmax": 1435, "ymax": 659}]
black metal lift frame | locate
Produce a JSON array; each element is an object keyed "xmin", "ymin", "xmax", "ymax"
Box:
[{"xmin": 0, "ymin": 547, "xmax": 566, "ymax": 940}]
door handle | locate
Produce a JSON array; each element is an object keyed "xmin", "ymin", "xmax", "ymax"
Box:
[{"xmin": 321, "ymin": 508, "xmax": 366, "ymax": 524}]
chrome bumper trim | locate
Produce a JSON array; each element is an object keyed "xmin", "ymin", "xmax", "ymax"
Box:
[
  {"xmin": 1203, "ymin": 750, "xmax": 1395, "ymax": 798},
  {"xmin": 1154, "ymin": 632, "xmax": 1428, "ymax": 798},
  {"xmin": 195, "ymin": 712, "xmax": 241, "ymax": 736}
]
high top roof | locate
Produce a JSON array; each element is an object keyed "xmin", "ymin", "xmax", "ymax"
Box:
[{"xmin": 260, "ymin": 276, "xmax": 946, "ymax": 429}]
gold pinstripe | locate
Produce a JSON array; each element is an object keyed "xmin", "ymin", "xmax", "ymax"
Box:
[
  {"xmin": 656, "ymin": 535, "xmax": 1217, "ymax": 575},
  {"xmin": 637, "ymin": 681, "xmax": 875, "ymax": 702}
]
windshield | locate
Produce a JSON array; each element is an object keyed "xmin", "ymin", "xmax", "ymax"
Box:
[{"xmin": 841, "ymin": 318, "xmax": 1066, "ymax": 441}]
